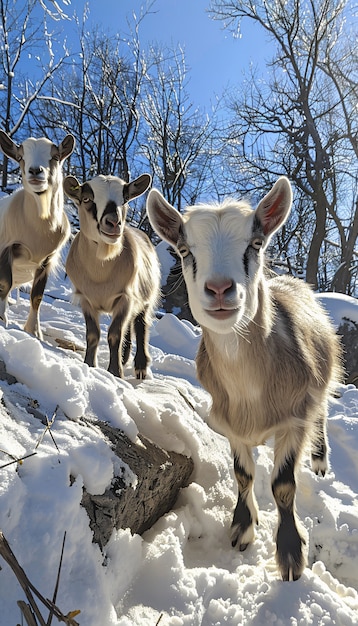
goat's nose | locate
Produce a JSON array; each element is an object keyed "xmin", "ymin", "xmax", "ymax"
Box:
[
  {"xmin": 205, "ymin": 278, "xmax": 233, "ymax": 296},
  {"xmin": 105, "ymin": 214, "xmax": 120, "ymax": 228},
  {"xmin": 29, "ymin": 166, "xmax": 44, "ymax": 176}
]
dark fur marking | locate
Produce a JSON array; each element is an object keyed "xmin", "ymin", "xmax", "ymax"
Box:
[
  {"xmin": 84, "ymin": 313, "xmax": 100, "ymax": 367},
  {"xmin": 122, "ymin": 327, "xmax": 132, "ymax": 366},
  {"xmin": 272, "ymin": 455, "xmax": 295, "ymax": 497},
  {"xmin": 276, "ymin": 511, "xmax": 305, "ymax": 581},
  {"xmin": 231, "ymin": 456, "xmax": 254, "ymax": 548},
  {"xmin": 0, "ymin": 246, "xmax": 13, "ymax": 298},
  {"xmin": 102, "ymin": 201, "xmax": 119, "ymax": 219},
  {"xmin": 133, "ymin": 310, "xmax": 149, "ymax": 378}
]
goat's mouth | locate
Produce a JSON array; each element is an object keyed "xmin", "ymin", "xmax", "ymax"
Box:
[
  {"xmin": 205, "ymin": 308, "xmax": 238, "ymax": 321},
  {"xmin": 100, "ymin": 229, "xmax": 121, "ymax": 241},
  {"xmin": 28, "ymin": 177, "xmax": 47, "ymax": 189}
]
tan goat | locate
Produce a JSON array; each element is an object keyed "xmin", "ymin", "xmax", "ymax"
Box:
[
  {"xmin": 146, "ymin": 177, "xmax": 342, "ymax": 581},
  {"xmin": 64, "ymin": 174, "xmax": 160, "ymax": 379},
  {"xmin": 0, "ymin": 131, "xmax": 75, "ymax": 338}
]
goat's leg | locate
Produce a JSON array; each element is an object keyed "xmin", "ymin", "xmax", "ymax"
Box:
[
  {"xmin": 272, "ymin": 429, "xmax": 306, "ymax": 581},
  {"xmin": 122, "ymin": 326, "xmax": 132, "ymax": 366},
  {"xmin": 24, "ymin": 256, "xmax": 52, "ymax": 339},
  {"xmin": 83, "ymin": 309, "xmax": 100, "ymax": 368},
  {"xmin": 133, "ymin": 308, "xmax": 150, "ymax": 379},
  {"xmin": 107, "ymin": 295, "xmax": 131, "ymax": 378},
  {"xmin": 231, "ymin": 444, "xmax": 258, "ymax": 551},
  {"xmin": 311, "ymin": 406, "xmax": 329, "ymax": 476},
  {"xmin": 0, "ymin": 246, "xmax": 13, "ymax": 326}
]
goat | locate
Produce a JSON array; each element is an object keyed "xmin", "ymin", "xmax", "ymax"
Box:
[
  {"xmin": 64, "ymin": 174, "xmax": 160, "ymax": 379},
  {"xmin": 0, "ymin": 130, "xmax": 75, "ymax": 339},
  {"xmin": 146, "ymin": 177, "xmax": 342, "ymax": 581}
]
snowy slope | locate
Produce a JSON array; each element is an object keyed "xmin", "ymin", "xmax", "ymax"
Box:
[{"xmin": 0, "ymin": 279, "xmax": 357, "ymax": 626}]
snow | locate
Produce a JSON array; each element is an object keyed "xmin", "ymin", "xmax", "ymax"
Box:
[
  {"xmin": 0, "ymin": 277, "xmax": 357, "ymax": 626},
  {"xmin": 317, "ymin": 292, "xmax": 358, "ymax": 327}
]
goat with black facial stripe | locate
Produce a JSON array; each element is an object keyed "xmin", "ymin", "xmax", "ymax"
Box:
[
  {"xmin": 146, "ymin": 177, "xmax": 342, "ymax": 581},
  {"xmin": 64, "ymin": 174, "xmax": 160, "ymax": 379}
]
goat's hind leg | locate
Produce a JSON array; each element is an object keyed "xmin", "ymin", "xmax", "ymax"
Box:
[
  {"xmin": 0, "ymin": 246, "xmax": 13, "ymax": 326},
  {"xmin": 272, "ymin": 429, "xmax": 307, "ymax": 581},
  {"xmin": 311, "ymin": 406, "xmax": 329, "ymax": 477},
  {"xmin": 231, "ymin": 444, "xmax": 258, "ymax": 551},
  {"xmin": 133, "ymin": 308, "xmax": 151, "ymax": 379}
]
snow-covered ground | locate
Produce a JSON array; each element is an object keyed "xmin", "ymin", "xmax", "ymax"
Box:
[{"xmin": 0, "ymin": 267, "xmax": 357, "ymax": 626}]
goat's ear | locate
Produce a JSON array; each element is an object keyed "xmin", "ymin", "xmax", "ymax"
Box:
[
  {"xmin": 58, "ymin": 134, "xmax": 75, "ymax": 161},
  {"xmin": 63, "ymin": 175, "xmax": 82, "ymax": 204},
  {"xmin": 146, "ymin": 189, "xmax": 183, "ymax": 248},
  {"xmin": 255, "ymin": 177, "xmax": 292, "ymax": 237},
  {"xmin": 0, "ymin": 130, "xmax": 19, "ymax": 161},
  {"xmin": 125, "ymin": 174, "xmax": 152, "ymax": 201}
]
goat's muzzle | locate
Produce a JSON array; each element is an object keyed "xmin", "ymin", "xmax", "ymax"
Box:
[{"xmin": 99, "ymin": 213, "xmax": 122, "ymax": 241}]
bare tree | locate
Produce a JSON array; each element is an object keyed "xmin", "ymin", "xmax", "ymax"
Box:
[
  {"xmin": 31, "ymin": 5, "xmax": 154, "ymax": 187},
  {"xmin": 210, "ymin": 0, "xmax": 358, "ymax": 294},
  {"xmin": 140, "ymin": 45, "xmax": 221, "ymax": 214},
  {"xmin": 0, "ymin": 0, "xmax": 71, "ymax": 188}
]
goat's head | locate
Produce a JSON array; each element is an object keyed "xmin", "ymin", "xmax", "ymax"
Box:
[
  {"xmin": 64, "ymin": 174, "xmax": 151, "ymax": 260},
  {"xmin": 0, "ymin": 131, "xmax": 75, "ymax": 195},
  {"xmin": 147, "ymin": 177, "xmax": 292, "ymax": 334}
]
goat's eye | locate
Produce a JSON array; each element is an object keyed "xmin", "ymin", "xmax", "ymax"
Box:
[
  {"xmin": 178, "ymin": 244, "xmax": 190, "ymax": 258},
  {"xmin": 82, "ymin": 196, "xmax": 92, "ymax": 204},
  {"xmin": 251, "ymin": 237, "xmax": 263, "ymax": 250}
]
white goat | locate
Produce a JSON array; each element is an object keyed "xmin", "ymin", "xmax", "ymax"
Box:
[
  {"xmin": 64, "ymin": 174, "xmax": 160, "ymax": 379},
  {"xmin": 0, "ymin": 130, "xmax": 75, "ymax": 338},
  {"xmin": 146, "ymin": 177, "xmax": 342, "ymax": 581}
]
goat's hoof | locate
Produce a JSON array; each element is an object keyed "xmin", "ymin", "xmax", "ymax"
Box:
[
  {"xmin": 135, "ymin": 369, "xmax": 147, "ymax": 380},
  {"xmin": 311, "ymin": 456, "xmax": 328, "ymax": 477},
  {"xmin": 231, "ymin": 538, "xmax": 249, "ymax": 551},
  {"xmin": 282, "ymin": 567, "xmax": 301, "ymax": 582},
  {"xmin": 231, "ymin": 523, "xmax": 254, "ymax": 551}
]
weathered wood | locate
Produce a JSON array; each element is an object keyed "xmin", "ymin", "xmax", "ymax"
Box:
[
  {"xmin": 338, "ymin": 319, "xmax": 358, "ymax": 386},
  {"xmin": 81, "ymin": 421, "xmax": 194, "ymax": 548},
  {"xmin": 0, "ymin": 358, "xmax": 194, "ymax": 547}
]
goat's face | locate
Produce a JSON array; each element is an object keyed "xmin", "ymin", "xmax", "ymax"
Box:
[
  {"xmin": 147, "ymin": 177, "xmax": 292, "ymax": 334},
  {"xmin": 0, "ymin": 131, "xmax": 75, "ymax": 194},
  {"xmin": 64, "ymin": 173, "xmax": 151, "ymax": 256}
]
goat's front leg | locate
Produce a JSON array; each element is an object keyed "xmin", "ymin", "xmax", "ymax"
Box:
[
  {"xmin": 83, "ymin": 305, "xmax": 100, "ymax": 368},
  {"xmin": 272, "ymin": 429, "xmax": 306, "ymax": 581},
  {"xmin": 0, "ymin": 246, "xmax": 13, "ymax": 326},
  {"xmin": 107, "ymin": 294, "xmax": 131, "ymax": 378},
  {"xmin": 24, "ymin": 256, "xmax": 52, "ymax": 339},
  {"xmin": 231, "ymin": 443, "xmax": 258, "ymax": 551},
  {"xmin": 133, "ymin": 308, "xmax": 151, "ymax": 379}
]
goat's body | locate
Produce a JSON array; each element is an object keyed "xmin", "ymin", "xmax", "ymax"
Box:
[
  {"xmin": 147, "ymin": 178, "xmax": 342, "ymax": 581},
  {"xmin": 0, "ymin": 189, "xmax": 69, "ymax": 281},
  {"xmin": 64, "ymin": 173, "xmax": 160, "ymax": 379},
  {"xmin": 198, "ymin": 276, "xmax": 339, "ymax": 448},
  {"xmin": 0, "ymin": 132, "xmax": 74, "ymax": 338},
  {"xmin": 66, "ymin": 225, "xmax": 158, "ymax": 323}
]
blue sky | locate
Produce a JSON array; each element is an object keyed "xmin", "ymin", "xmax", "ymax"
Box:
[{"xmin": 76, "ymin": 0, "xmax": 270, "ymax": 110}]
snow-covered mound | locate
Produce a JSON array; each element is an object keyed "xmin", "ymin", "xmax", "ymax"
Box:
[{"xmin": 0, "ymin": 284, "xmax": 357, "ymax": 625}]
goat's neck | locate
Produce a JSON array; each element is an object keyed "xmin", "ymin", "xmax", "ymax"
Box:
[{"xmin": 24, "ymin": 179, "xmax": 64, "ymax": 229}]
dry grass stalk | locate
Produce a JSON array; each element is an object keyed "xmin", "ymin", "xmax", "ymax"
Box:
[{"xmin": 0, "ymin": 530, "xmax": 80, "ymax": 625}]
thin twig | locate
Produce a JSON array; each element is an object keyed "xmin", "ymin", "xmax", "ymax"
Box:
[
  {"xmin": 0, "ymin": 452, "xmax": 37, "ymax": 469},
  {"xmin": 0, "ymin": 531, "xmax": 80, "ymax": 625},
  {"xmin": 47, "ymin": 532, "xmax": 66, "ymax": 626},
  {"xmin": 35, "ymin": 405, "xmax": 59, "ymax": 452}
]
